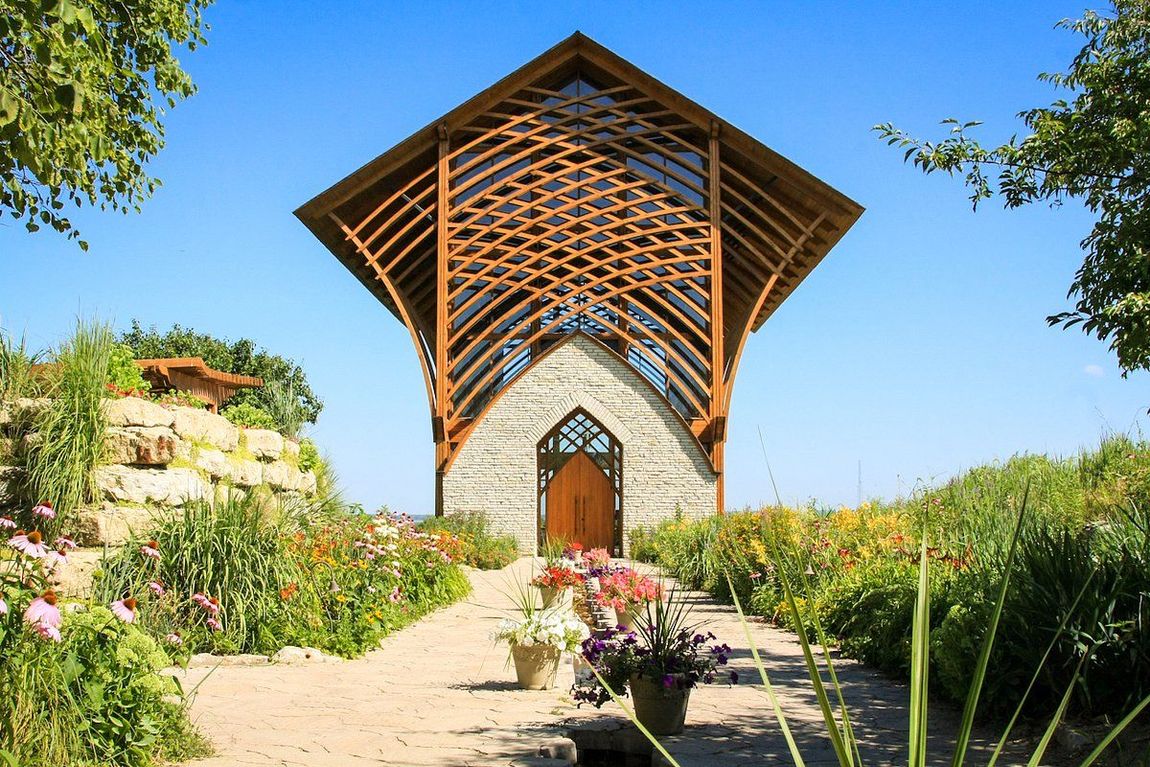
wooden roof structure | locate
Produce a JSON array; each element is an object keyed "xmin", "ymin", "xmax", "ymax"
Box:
[
  {"xmin": 296, "ymin": 33, "xmax": 862, "ymax": 508},
  {"xmin": 136, "ymin": 357, "xmax": 263, "ymax": 413}
]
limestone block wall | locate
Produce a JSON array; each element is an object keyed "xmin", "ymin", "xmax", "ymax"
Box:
[
  {"xmin": 442, "ymin": 335, "xmax": 717, "ymax": 555},
  {"xmin": 0, "ymin": 396, "xmax": 317, "ymax": 546}
]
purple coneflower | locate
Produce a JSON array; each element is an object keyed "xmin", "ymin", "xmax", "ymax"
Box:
[
  {"xmin": 388, "ymin": 586, "xmax": 402, "ymax": 603},
  {"xmin": 148, "ymin": 581, "xmax": 166, "ymax": 597},
  {"xmin": 165, "ymin": 632, "xmax": 183, "ymax": 646},
  {"xmin": 0, "ymin": 593, "xmax": 7, "ymax": 615},
  {"xmin": 140, "ymin": 540, "xmax": 161, "ymax": 561},
  {"xmin": 0, "ymin": 516, "xmax": 14, "ymax": 529},
  {"xmin": 205, "ymin": 617, "xmax": 222, "ymax": 632},
  {"xmin": 54, "ymin": 535, "xmax": 77, "ymax": 550},
  {"xmin": 33, "ymin": 622, "xmax": 62, "ymax": 642},
  {"xmin": 9, "ymin": 530, "xmax": 47, "ymax": 558},
  {"xmin": 46, "ymin": 548, "xmax": 69, "ymax": 567},
  {"xmin": 111, "ymin": 598, "xmax": 137, "ymax": 623},
  {"xmin": 24, "ymin": 590, "xmax": 61, "ymax": 628},
  {"xmin": 31, "ymin": 501, "xmax": 55, "ymax": 520}
]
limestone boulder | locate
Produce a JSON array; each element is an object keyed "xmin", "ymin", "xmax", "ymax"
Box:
[
  {"xmin": 262, "ymin": 460, "xmax": 301, "ymax": 492},
  {"xmin": 95, "ymin": 465, "xmax": 208, "ymax": 506},
  {"xmin": 12, "ymin": 397, "xmax": 50, "ymax": 422},
  {"xmin": 47, "ymin": 549, "xmax": 104, "ymax": 598},
  {"xmin": 101, "ymin": 396, "xmax": 175, "ymax": 428},
  {"xmin": 103, "ymin": 426, "xmax": 179, "ymax": 466},
  {"xmin": 271, "ymin": 646, "xmax": 337, "ymax": 665},
  {"xmin": 193, "ymin": 448, "xmax": 262, "ymax": 487},
  {"xmin": 300, "ymin": 470, "xmax": 318, "ymax": 495},
  {"xmin": 74, "ymin": 503, "xmax": 159, "ymax": 546},
  {"xmin": 192, "ymin": 447, "xmax": 230, "ymax": 481},
  {"xmin": 0, "ymin": 465, "xmax": 22, "ymax": 504},
  {"xmin": 172, "ymin": 407, "xmax": 238, "ymax": 452},
  {"xmin": 244, "ymin": 428, "xmax": 283, "ymax": 460},
  {"xmin": 282, "ymin": 439, "xmax": 300, "ymax": 460},
  {"xmin": 230, "ymin": 458, "xmax": 263, "ymax": 488}
]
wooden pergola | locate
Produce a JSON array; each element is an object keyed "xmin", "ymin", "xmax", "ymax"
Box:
[{"xmin": 296, "ymin": 33, "xmax": 862, "ymax": 512}]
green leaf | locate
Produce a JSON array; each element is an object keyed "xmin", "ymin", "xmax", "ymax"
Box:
[{"xmin": 0, "ymin": 89, "xmax": 18, "ymax": 127}]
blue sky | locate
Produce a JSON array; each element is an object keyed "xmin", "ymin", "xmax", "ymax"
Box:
[{"xmin": 2, "ymin": 1, "xmax": 1145, "ymax": 513}]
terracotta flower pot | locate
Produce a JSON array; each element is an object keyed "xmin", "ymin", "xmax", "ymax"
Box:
[
  {"xmin": 615, "ymin": 603, "xmax": 644, "ymax": 629},
  {"xmin": 511, "ymin": 643, "xmax": 561, "ymax": 690},
  {"xmin": 629, "ymin": 673, "xmax": 691, "ymax": 735}
]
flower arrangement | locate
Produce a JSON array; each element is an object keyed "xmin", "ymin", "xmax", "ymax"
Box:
[
  {"xmin": 531, "ymin": 564, "xmax": 585, "ymax": 590},
  {"xmin": 573, "ymin": 591, "xmax": 736, "ymax": 708},
  {"xmin": 561, "ymin": 541, "xmax": 584, "ymax": 563},
  {"xmin": 492, "ymin": 608, "xmax": 590, "ymax": 652},
  {"xmin": 583, "ymin": 547, "xmax": 611, "ymax": 568},
  {"xmin": 594, "ymin": 567, "xmax": 663, "ymax": 613}
]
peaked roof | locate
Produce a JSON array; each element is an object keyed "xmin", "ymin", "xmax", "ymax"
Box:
[{"xmin": 294, "ymin": 32, "xmax": 862, "ymax": 332}]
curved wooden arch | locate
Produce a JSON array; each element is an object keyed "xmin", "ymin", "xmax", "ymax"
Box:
[{"xmin": 296, "ymin": 34, "xmax": 864, "ymax": 514}]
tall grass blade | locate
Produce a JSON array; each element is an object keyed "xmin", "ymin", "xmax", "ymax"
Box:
[
  {"xmin": 909, "ymin": 532, "xmax": 931, "ymax": 767},
  {"xmin": 777, "ymin": 563, "xmax": 853, "ymax": 766},
  {"xmin": 1027, "ymin": 652, "xmax": 1089, "ymax": 767},
  {"xmin": 951, "ymin": 485, "xmax": 1030, "ymax": 767},
  {"xmin": 1077, "ymin": 692, "xmax": 1150, "ymax": 767},
  {"xmin": 987, "ymin": 569, "xmax": 1096, "ymax": 767},
  {"xmin": 726, "ymin": 572, "xmax": 807, "ymax": 767}
]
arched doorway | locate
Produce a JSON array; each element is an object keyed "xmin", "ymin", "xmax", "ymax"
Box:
[{"xmin": 537, "ymin": 408, "xmax": 623, "ymax": 555}]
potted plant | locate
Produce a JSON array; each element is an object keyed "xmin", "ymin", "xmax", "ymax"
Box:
[
  {"xmin": 492, "ymin": 584, "xmax": 590, "ymax": 690},
  {"xmin": 573, "ymin": 593, "xmax": 736, "ymax": 735},
  {"xmin": 531, "ymin": 564, "xmax": 584, "ymax": 609},
  {"xmin": 594, "ymin": 567, "xmax": 663, "ymax": 628}
]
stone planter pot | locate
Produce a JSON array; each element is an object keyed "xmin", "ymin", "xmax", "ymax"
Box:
[
  {"xmin": 629, "ymin": 673, "xmax": 691, "ymax": 735},
  {"xmin": 538, "ymin": 585, "xmax": 569, "ymax": 610},
  {"xmin": 511, "ymin": 643, "xmax": 561, "ymax": 690},
  {"xmin": 615, "ymin": 603, "xmax": 645, "ymax": 629}
]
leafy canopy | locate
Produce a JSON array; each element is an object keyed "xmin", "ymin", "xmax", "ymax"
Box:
[
  {"xmin": 0, "ymin": 0, "xmax": 211, "ymax": 248},
  {"xmin": 875, "ymin": 1, "xmax": 1150, "ymax": 373},
  {"xmin": 119, "ymin": 321, "xmax": 323, "ymax": 426}
]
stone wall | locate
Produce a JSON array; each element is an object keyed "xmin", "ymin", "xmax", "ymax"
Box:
[
  {"xmin": 0, "ymin": 396, "xmax": 317, "ymax": 546},
  {"xmin": 441, "ymin": 334, "xmax": 717, "ymax": 555}
]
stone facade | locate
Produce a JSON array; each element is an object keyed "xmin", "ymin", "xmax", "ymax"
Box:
[
  {"xmin": 441, "ymin": 334, "xmax": 717, "ymax": 555},
  {"xmin": 0, "ymin": 397, "xmax": 318, "ymax": 546}
]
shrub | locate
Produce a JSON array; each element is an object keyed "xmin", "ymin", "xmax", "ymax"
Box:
[
  {"xmin": 106, "ymin": 342, "xmax": 151, "ymax": 396},
  {"xmin": 298, "ymin": 438, "xmax": 320, "ymax": 472},
  {"xmin": 222, "ymin": 401, "xmax": 278, "ymax": 430},
  {"xmin": 420, "ymin": 511, "xmax": 519, "ymax": 569}
]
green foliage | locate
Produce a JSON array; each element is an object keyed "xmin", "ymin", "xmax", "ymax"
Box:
[
  {"xmin": 106, "ymin": 342, "xmax": 150, "ymax": 395},
  {"xmin": 222, "ymin": 401, "xmax": 277, "ymax": 430},
  {"xmin": 0, "ymin": 328, "xmax": 43, "ymax": 401},
  {"xmin": 0, "ymin": 606, "xmax": 208, "ymax": 767},
  {"xmin": 95, "ymin": 492, "xmax": 472, "ymax": 658},
  {"xmin": 637, "ymin": 435, "xmax": 1150, "ymax": 722},
  {"xmin": 0, "ymin": 0, "xmax": 211, "ymax": 248},
  {"xmin": 420, "ymin": 511, "xmax": 519, "ymax": 569},
  {"xmin": 875, "ymin": 1, "xmax": 1150, "ymax": 373},
  {"xmin": 22, "ymin": 318, "xmax": 110, "ymax": 526},
  {"xmin": 297, "ymin": 438, "xmax": 320, "ymax": 473},
  {"xmin": 120, "ymin": 321, "xmax": 323, "ymax": 427}
]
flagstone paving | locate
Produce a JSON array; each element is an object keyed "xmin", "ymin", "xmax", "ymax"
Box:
[{"xmin": 178, "ymin": 558, "xmax": 1040, "ymax": 767}]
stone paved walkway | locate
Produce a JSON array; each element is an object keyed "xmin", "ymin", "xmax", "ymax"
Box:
[{"xmin": 178, "ymin": 559, "xmax": 1035, "ymax": 766}]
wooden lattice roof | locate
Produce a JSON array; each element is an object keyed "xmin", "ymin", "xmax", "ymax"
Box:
[{"xmin": 295, "ymin": 32, "xmax": 862, "ymax": 493}]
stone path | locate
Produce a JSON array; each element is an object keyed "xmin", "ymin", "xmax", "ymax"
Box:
[{"xmin": 178, "ymin": 559, "xmax": 1035, "ymax": 767}]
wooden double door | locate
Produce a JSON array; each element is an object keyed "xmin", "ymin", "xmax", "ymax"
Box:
[{"xmin": 545, "ymin": 450, "xmax": 615, "ymax": 551}]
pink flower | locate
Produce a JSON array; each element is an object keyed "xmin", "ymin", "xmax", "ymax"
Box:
[
  {"xmin": 192, "ymin": 593, "xmax": 220, "ymax": 615},
  {"xmin": 31, "ymin": 501, "xmax": 55, "ymax": 520},
  {"xmin": 111, "ymin": 598, "xmax": 137, "ymax": 623},
  {"xmin": 46, "ymin": 548, "xmax": 69, "ymax": 567},
  {"xmin": 749, "ymin": 572, "xmax": 762, "ymax": 580},
  {"xmin": 165, "ymin": 632, "xmax": 183, "ymax": 646},
  {"xmin": 24, "ymin": 591, "xmax": 61, "ymax": 628},
  {"xmin": 148, "ymin": 581, "xmax": 166, "ymax": 597},
  {"xmin": 9, "ymin": 530, "xmax": 47, "ymax": 558},
  {"xmin": 54, "ymin": 535, "xmax": 77, "ymax": 550},
  {"xmin": 140, "ymin": 540, "xmax": 161, "ymax": 561},
  {"xmin": 205, "ymin": 617, "xmax": 222, "ymax": 632},
  {"xmin": 0, "ymin": 516, "xmax": 15, "ymax": 529},
  {"xmin": 0, "ymin": 594, "xmax": 7, "ymax": 615},
  {"xmin": 388, "ymin": 586, "xmax": 402, "ymax": 603},
  {"xmin": 33, "ymin": 622, "xmax": 62, "ymax": 642}
]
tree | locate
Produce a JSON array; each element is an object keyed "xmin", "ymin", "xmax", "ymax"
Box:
[
  {"xmin": 119, "ymin": 321, "xmax": 324, "ymax": 426},
  {"xmin": 875, "ymin": 1, "xmax": 1150, "ymax": 374},
  {"xmin": 0, "ymin": 0, "xmax": 211, "ymax": 249}
]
